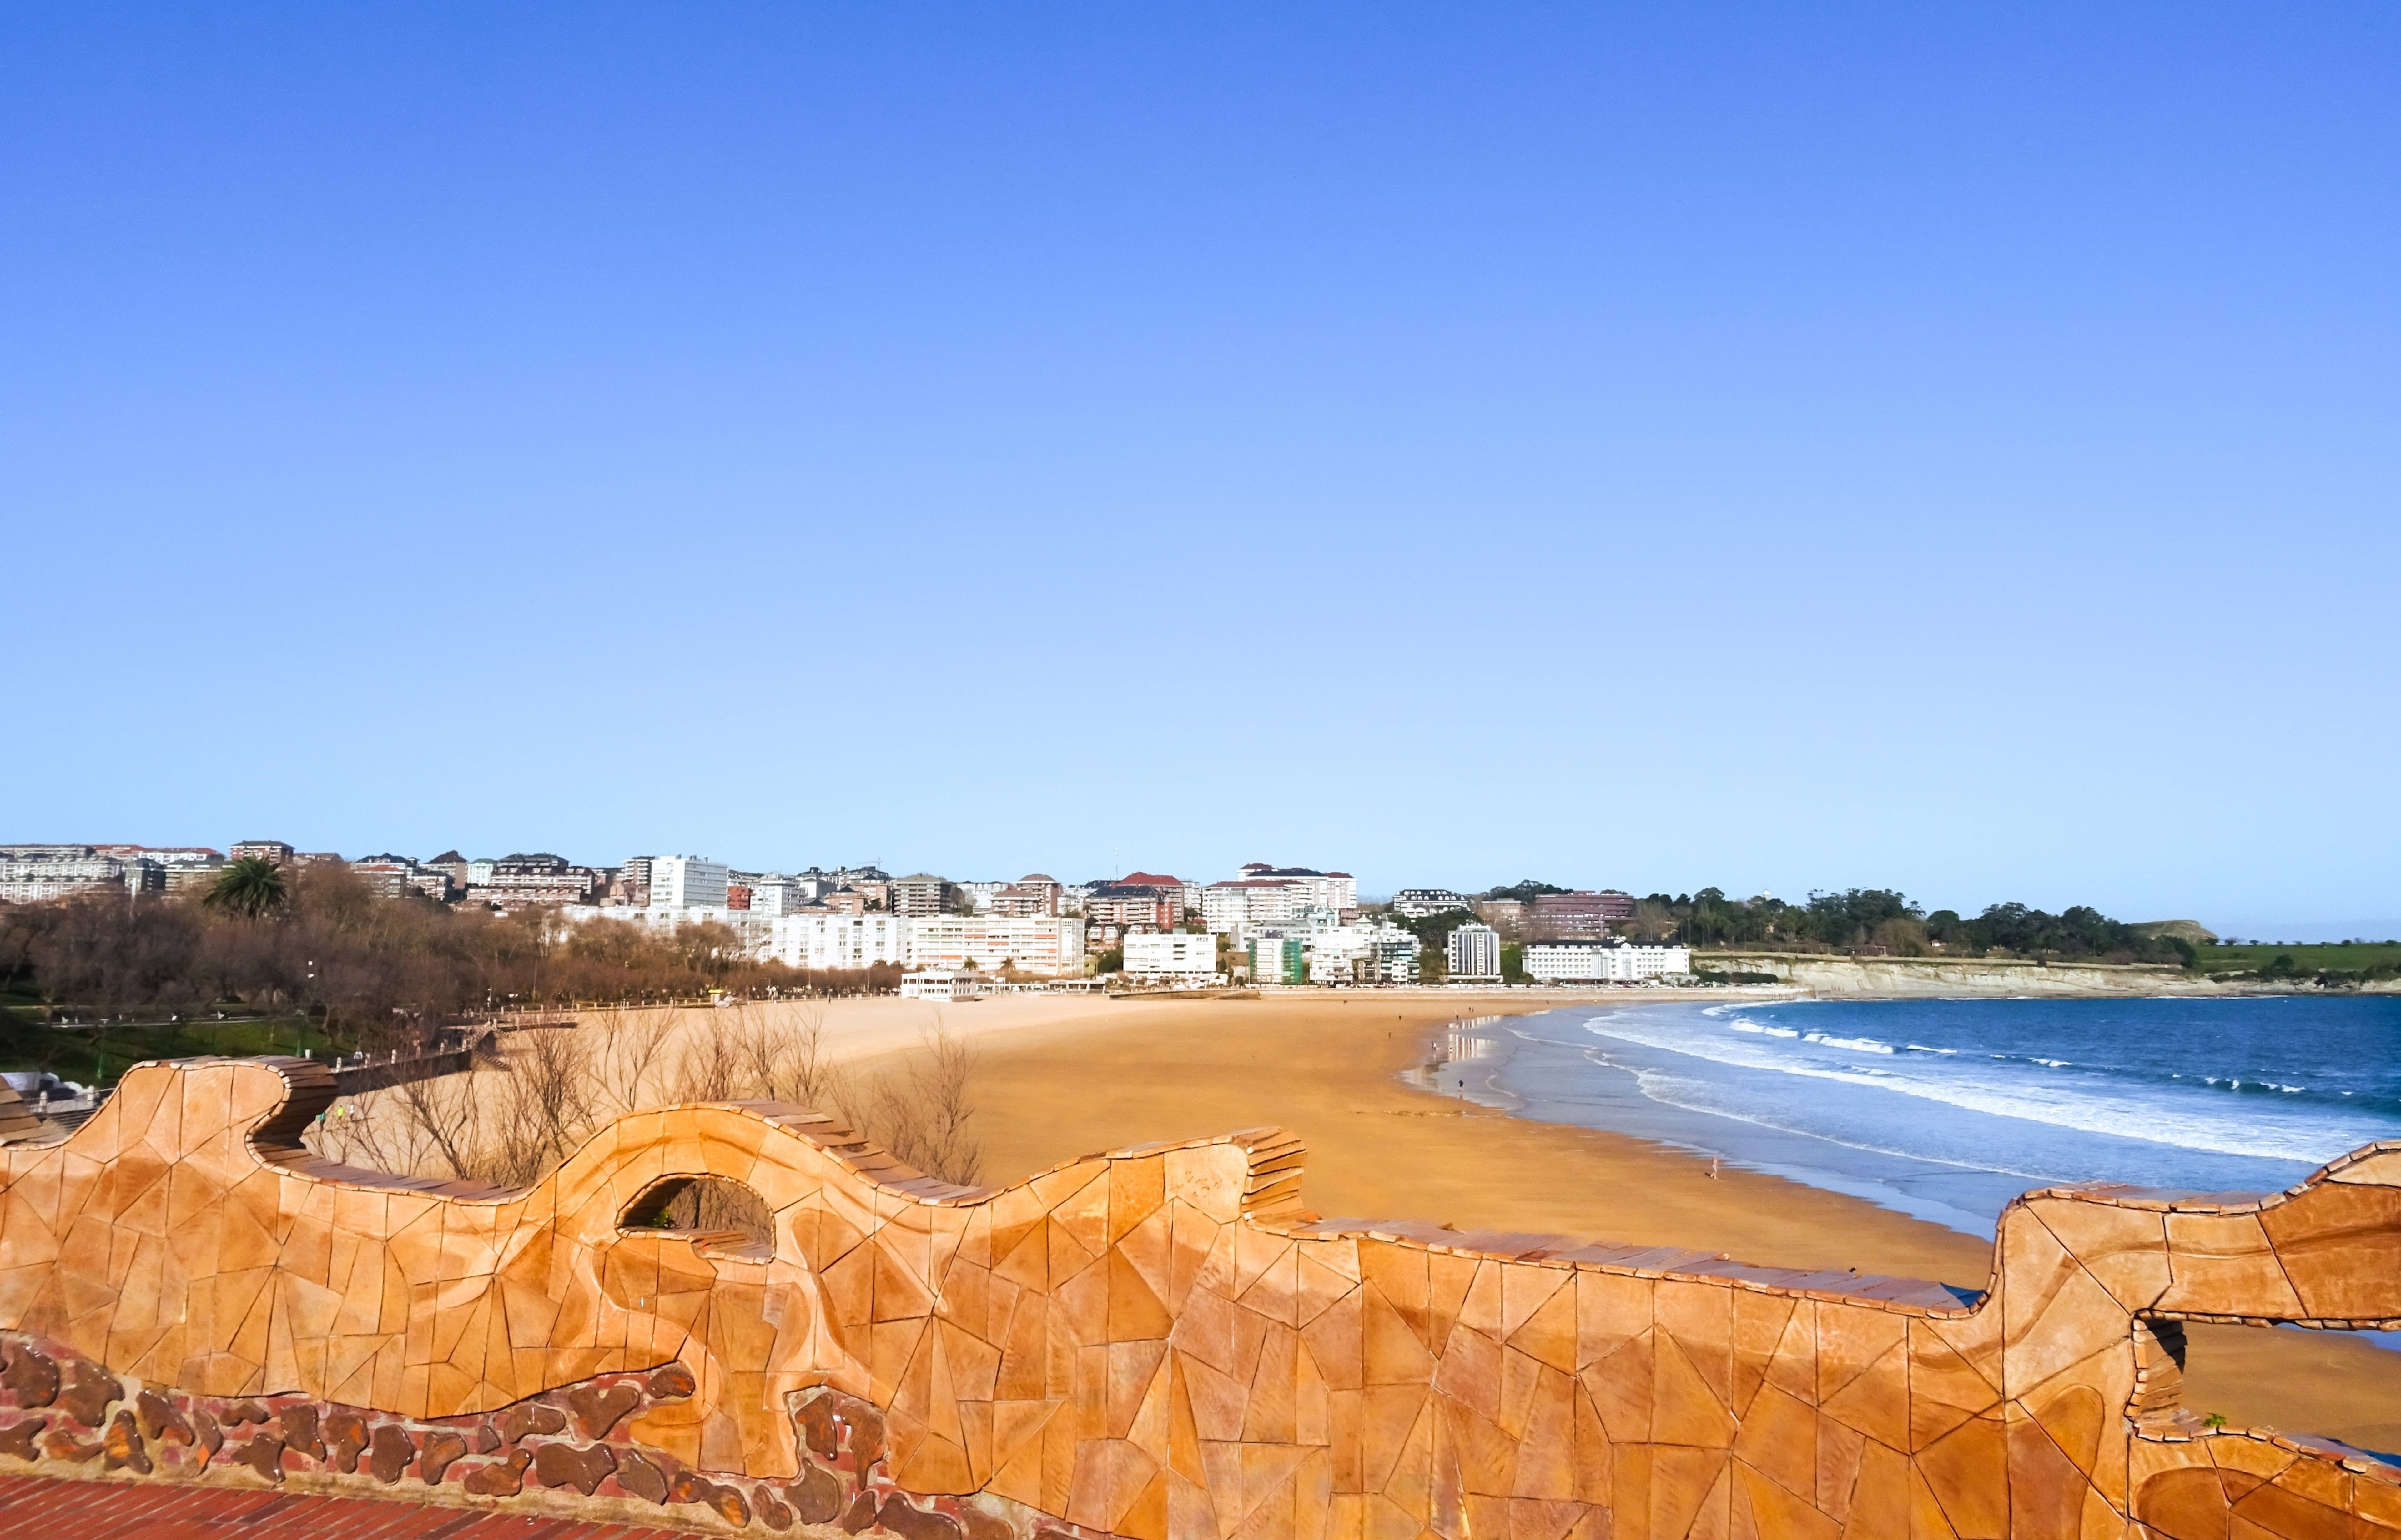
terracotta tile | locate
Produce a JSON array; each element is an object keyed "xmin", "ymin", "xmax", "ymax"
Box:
[
  {"xmin": 1844, "ymin": 1439, "xmax": 1910, "ymax": 1540},
  {"xmin": 1651, "ymin": 1447, "xmax": 1730, "ymax": 1540},
  {"xmin": 1304, "ymin": 1287, "xmax": 1367, "ymax": 1396},
  {"xmin": 1730, "ymin": 1290, "xmax": 1796, "ymax": 1421},
  {"xmin": 2029, "ymin": 1200, "xmax": 2171, "ymax": 1314},
  {"xmin": 1580, "ymin": 1329, "xmax": 1654, "ymax": 1446},
  {"xmin": 1730, "ymin": 1382, "xmax": 1818, "ymax": 1502},
  {"xmin": 1112, "ymin": 1157, "xmax": 1169, "ymax": 1243},
  {"xmin": 1736, "ymin": 1459, "xmax": 1841, "ymax": 1540},
  {"xmin": 2158, "ymin": 1213, "xmax": 2305, "ymax": 1320},
  {"xmin": 1506, "ymin": 1274, "xmax": 1580, "ymax": 1376},
  {"xmin": 1575, "ymin": 1270, "xmax": 1654, "ymax": 1370},
  {"xmin": 1169, "ymin": 1145, "xmax": 1248, "ymax": 1223},
  {"xmin": 1817, "ymin": 1335, "xmax": 1906, "ymax": 1452},
  {"xmin": 1363, "ymin": 1383, "xmax": 1432, "ymax": 1506},
  {"xmin": 1425, "ymin": 1253, "xmax": 1478, "ymax": 1358},
  {"xmin": 1997, "ymin": 1208, "xmax": 2127, "ymax": 1397},
  {"xmin": 1657, "ymin": 1280, "xmax": 1735, "ymax": 1410},
  {"xmin": 1915, "ymin": 1413, "xmax": 2006, "ymax": 1540},
  {"xmin": 1433, "ymin": 1325, "xmax": 1503, "ymax": 1426},
  {"xmin": 2258, "ymin": 1180, "xmax": 2401, "ymax": 1321},
  {"xmin": 1653, "ymin": 1329, "xmax": 1739, "ymax": 1449}
]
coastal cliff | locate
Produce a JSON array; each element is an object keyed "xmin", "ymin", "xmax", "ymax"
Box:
[{"xmin": 1700, "ymin": 950, "xmax": 2228, "ymax": 996}]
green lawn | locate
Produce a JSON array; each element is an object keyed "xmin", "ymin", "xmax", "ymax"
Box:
[
  {"xmin": 2195, "ymin": 942, "xmax": 2401, "ymax": 976},
  {"xmin": 0, "ymin": 1009, "xmax": 337, "ymax": 1087}
]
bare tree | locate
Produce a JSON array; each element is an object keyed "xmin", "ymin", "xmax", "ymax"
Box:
[
  {"xmin": 589, "ymin": 1004, "xmax": 675, "ymax": 1116},
  {"xmin": 857, "ymin": 1017, "xmax": 981, "ymax": 1186}
]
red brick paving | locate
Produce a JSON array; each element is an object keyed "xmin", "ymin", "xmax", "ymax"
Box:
[{"xmin": 0, "ymin": 1474, "xmax": 712, "ymax": 1538}]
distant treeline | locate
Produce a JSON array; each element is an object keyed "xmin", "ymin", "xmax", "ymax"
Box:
[
  {"xmin": 1619, "ymin": 888, "xmax": 2194, "ymax": 964},
  {"xmin": 0, "ymin": 866, "xmax": 896, "ymax": 1049},
  {"xmin": 1384, "ymin": 884, "xmax": 2192, "ymax": 965}
]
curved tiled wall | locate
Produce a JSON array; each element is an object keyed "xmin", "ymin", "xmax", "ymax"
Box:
[{"xmin": 0, "ymin": 1055, "xmax": 2394, "ymax": 1539}]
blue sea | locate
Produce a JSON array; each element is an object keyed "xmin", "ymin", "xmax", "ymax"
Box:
[{"xmin": 1428, "ymin": 995, "xmax": 2401, "ymax": 1240}]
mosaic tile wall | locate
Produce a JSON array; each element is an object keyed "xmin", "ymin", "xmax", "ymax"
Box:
[{"xmin": 0, "ymin": 1054, "xmax": 2396, "ymax": 1539}]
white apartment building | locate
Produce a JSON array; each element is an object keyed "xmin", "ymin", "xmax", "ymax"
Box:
[
  {"xmin": 1392, "ymin": 888, "xmax": 1472, "ymax": 918},
  {"xmin": 0, "ymin": 846, "xmax": 128, "ymax": 905},
  {"xmin": 1234, "ymin": 864, "xmax": 1358, "ymax": 913},
  {"xmin": 1201, "ymin": 878, "xmax": 1315, "ymax": 936},
  {"xmin": 650, "ymin": 855, "xmax": 730, "ymax": 910},
  {"xmin": 746, "ymin": 876, "xmax": 809, "ymax": 916},
  {"xmin": 1122, "ymin": 932, "xmax": 1220, "ymax": 984},
  {"xmin": 1446, "ymin": 923, "xmax": 1503, "ymax": 983},
  {"xmin": 907, "ymin": 915, "xmax": 1087, "ymax": 976},
  {"xmin": 1524, "ymin": 941, "xmax": 1693, "ymax": 983},
  {"xmin": 1295, "ymin": 919, "xmax": 1417, "ymax": 984},
  {"xmin": 780, "ymin": 913, "xmax": 911, "ymax": 972}
]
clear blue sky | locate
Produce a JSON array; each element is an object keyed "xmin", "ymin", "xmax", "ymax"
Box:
[{"xmin": 5, "ymin": 5, "xmax": 2395, "ymax": 935}]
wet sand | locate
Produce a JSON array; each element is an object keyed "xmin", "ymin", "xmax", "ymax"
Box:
[{"xmin": 946, "ymin": 990, "xmax": 2401, "ymax": 1454}]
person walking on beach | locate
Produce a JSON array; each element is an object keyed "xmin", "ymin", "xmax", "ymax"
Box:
[{"xmin": 1708, "ymin": 1158, "xmax": 1720, "ymax": 1180}]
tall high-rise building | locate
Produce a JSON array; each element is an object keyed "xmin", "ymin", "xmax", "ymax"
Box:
[{"xmin": 1445, "ymin": 923, "xmax": 1502, "ymax": 983}]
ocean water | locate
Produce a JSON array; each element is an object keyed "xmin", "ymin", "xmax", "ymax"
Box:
[{"xmin": 1436, "ymin": 995, "xmax": 2401, "ymax": 1240}]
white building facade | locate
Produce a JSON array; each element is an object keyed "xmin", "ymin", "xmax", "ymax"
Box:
[
  {"xmin": 649, "ymin": 855, "xmax": 730, "ymax": 910},
  {"xmin": 1445, "ymin": 923, "xmax": 1503, "ymax": 983},
  {"xmin": 0, "ymin": 846, "xmax": 128, "ymax": 905},
  {"xmin": 906, "ymin": 915, "xmax": 1087, "ymax": 976},
  {"xmin": 1523, "ymin": 940, "xmax": 1692, "ymax": 983},
  {"xmin": 780, "ymin": 913, "xmax": 911, "ymax": 972},
  {"xmin": 1122, "ymin": 932, "xmax": 1220, "ymax": 984}
]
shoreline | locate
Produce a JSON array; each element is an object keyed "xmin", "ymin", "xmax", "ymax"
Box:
[{"xmin": 958, "ymin": 988, "xmax": 2401, "ymax": 1453}]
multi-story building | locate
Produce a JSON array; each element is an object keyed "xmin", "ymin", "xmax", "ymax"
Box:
[
  {"xmin": 425, "ymin": 851, "xmax": 473, "ymax": 894},
  {"xmin": 1363, "ymin": 938, "xmax": 1420, "ymax": 984},
  {"xmin": 891, "ymin": 874, "xmax": 956, "ymax": 918},
  {"xmin": 229, "ymin": 840, "xmax": 294, "ymax": 866},
  {"xmin": 1123, "ymin": 932, "xmax": 1220, "ymax": 984},
  {"xmin": 1236, "ymin": 864, "xmax": 1357, "ymax": 913},
  {"xmin": 1117, "ymin": 871, "xmax": 1200, "ymax": 919},
  {"xmin": 649, "ymin": 855, "xmax": 730, "ymax": 911},
  {"xmin": 478, "ymin": 853, "xmax": 604, "ymax": 908},
  {"xmin": 833, "ymin": 867, "xmax": 892, "ymax": 911},
  {"xmin": 906, "ymin": 915, "xmax": 1087, "ymax": 976},
  {"xmin": 1201, "ymin": 878, "xmax": 1316, "ymax": 936},
  {"xmin": 779, "ymin": 913, "xmax": 911, "ymax": 972},
  {"xmin": 956, "ymin": 881, "xmax": 1002, "ymax": 913},
  {"xmin": 989, "ymin": 875, "xmax": 1062, "ymax": 918},
  {"xmin": 1530, "ymin": 891, "xmax": 1628, "ymax": 940},
  {"xmin": 349, "ymin": 854, "xmax": 428, "ymax": 901},
  {"xmin": 1083, "ymin": 880, "xmax": 1179, "ymax": 933},
  {"xmin": 1445, "ymin": 923, "xmax": 1503, "ymax": 983},
  {"xmin": 96, "ymin": 845, "xmax": 225, "ymax": 896},
  {"xmin": 1247, "ymin": 934, "xmax": 1306, "ymax": 985},
  {"xmin": 746, "ymin": 875, "xmax": 808, "ymax": 916},
  {"xmin": 1291, "ymin": 918, "xmax": 1419, "ymax": 985},
  {"xmin": 726, "ymin": 885, "xmax": 753, "ymax": 911},
  {"xmin": 1474, "ymin": 899, "xmax": 1528, "ymax": 939},
  {"xmin": 1391, "ymin": 888, "xmax": 1472, "ymax": 919},
  {"xmin": 0, "ymin": 846, "xmax": 127, "ymax": 905},
  {"xmin": 1523, "ymin": 940, "xmax": 1691, "ymax": 983}
]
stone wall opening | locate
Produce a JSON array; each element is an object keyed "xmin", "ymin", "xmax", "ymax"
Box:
[
  {"xmin": 619, "ymin": 1176, "xmax": 774, "ymax": 1252},
  {"xmin": 2165, "ymin": 1317, "xmax": 2401, "ymax": 1461}
]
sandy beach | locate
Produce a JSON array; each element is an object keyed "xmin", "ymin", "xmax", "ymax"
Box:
[{"xmin": 878, "ymin": 987, "xmax": 2401, "ymax": 1453}]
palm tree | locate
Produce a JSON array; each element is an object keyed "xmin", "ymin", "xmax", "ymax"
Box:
[{"xmin": 205, "ymin": 857, "xmax": 288, "ymax": 920}]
